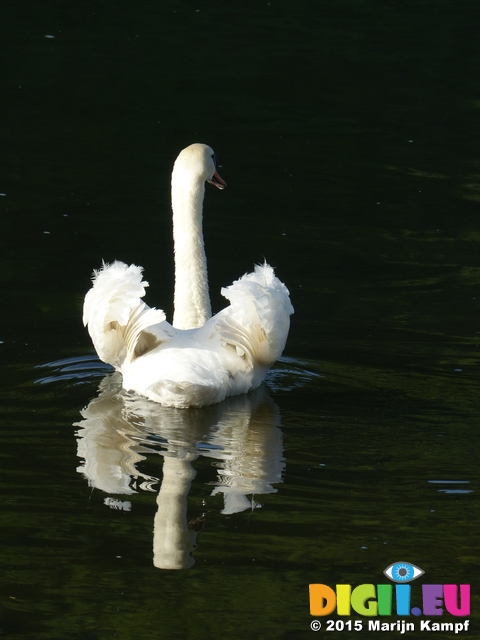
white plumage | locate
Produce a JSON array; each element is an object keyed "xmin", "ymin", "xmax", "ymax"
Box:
[{"xmin": 83, "ymin": 143, "xmax": 293, "ymax": 408}]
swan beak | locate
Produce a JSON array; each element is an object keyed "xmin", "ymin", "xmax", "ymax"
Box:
[{"xmin": 208, "ymin": 170, "xmax": 227, "ymax": 190}]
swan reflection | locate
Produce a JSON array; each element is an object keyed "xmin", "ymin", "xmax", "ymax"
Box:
[{"xmin": 74, "ymin": 373, "xmax": 284, "ymax": 569}]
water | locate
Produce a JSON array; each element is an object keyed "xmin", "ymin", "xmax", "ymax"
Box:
[{"xmin": 1, "ymin": 1, "xmax": 479, "ymax": 638}]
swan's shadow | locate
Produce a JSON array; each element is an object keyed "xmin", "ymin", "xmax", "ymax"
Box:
[{"xmin": 74, "ymin": 373, "xmax": 285, "ymax": 569}]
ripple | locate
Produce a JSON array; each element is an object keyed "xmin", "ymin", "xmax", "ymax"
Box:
[
  {"xmin": 34, "ymin": 354, "xmax": 320, "ymax": 393},
  {"xmin": 265, "ymin": 356, "xmax": 324, "ymax": 392},
  {"xmin": 35, "ymin": 354, "xmax": 113, "ymax": 385},
  {"xmin": 428, "ymin": 480, "xmax": 473, "ymax": 494}
]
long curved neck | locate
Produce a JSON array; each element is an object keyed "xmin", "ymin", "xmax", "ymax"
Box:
[{"xmin": 172, "ymin": 168, "xmax": 212, "ymax": 330}]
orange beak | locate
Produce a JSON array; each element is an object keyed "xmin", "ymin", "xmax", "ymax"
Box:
[{"xmin": 208, "ymin": 169, "xmax": 227, "ymax": 190}]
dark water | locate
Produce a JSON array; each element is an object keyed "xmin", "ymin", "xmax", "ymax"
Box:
[{"xmin": 1, "ymin": 1, "xmax": 479, "ymax": 638}]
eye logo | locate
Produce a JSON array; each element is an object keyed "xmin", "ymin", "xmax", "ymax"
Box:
[
  {"xmin": 310, "ymin": 562, "xmax": 470, "ymax": 619},
  {"xmin": 384, "ymin": 561, "xmax": 424, "ymax": 583}
]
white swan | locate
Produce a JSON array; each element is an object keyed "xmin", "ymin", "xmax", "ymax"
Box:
[{"xmin": 83, "ymin": 143, "xmax": 293, "ymax": 408}]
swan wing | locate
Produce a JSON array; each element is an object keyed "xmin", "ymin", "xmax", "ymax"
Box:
[
  {"xmin": 215, "ymin": 263, "xmax": 294, "ymax": 369},
  {"xmin": 114, "ymin": 263, "xmax": 292, "ymax": 407},
  {"xmin": 83, "ymin": 261, "xmax": 174, "ymax": 368}
]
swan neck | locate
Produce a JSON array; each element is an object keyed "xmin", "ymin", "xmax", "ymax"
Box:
[{"xmin": 172, "ymin": 169, "xmax": 212, "ymax": 329}]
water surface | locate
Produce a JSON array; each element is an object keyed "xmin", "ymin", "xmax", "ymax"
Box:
[{"xmin": 1, "ymin": 1, "xmax": 479, "ymax": 638}]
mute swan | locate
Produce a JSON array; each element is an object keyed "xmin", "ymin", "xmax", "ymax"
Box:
[{"xmin": 83, "ymin": 143, "xmax": 293, "ymax": 408}]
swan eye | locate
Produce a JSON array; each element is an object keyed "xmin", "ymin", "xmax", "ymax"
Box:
[
  {"xmin": 212, "ymin": 153, "xmax": 218, "ymax": 167},
  {"xmin": 383, "ymin": 561, "xmax": 424, "ymax": 583}
]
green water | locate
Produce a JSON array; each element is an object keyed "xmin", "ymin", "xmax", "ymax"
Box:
[{"xmin": 1, "ymin": 1, "xmax": 479, "ymax": 638}]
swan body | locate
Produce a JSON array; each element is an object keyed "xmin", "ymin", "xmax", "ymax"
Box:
[{"xmin": 83, "ymin": 143, "xmax": 293, "ymax": 408}]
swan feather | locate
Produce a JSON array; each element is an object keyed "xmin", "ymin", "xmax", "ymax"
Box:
[{"xmin": 83, "ymin": 261, "xmax": 171, "ymax": 368}]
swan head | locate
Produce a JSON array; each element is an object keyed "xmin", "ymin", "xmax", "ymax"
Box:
[{"xmin": 173, "ymin": 143, "xmax": 227, "ymax": 190}]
